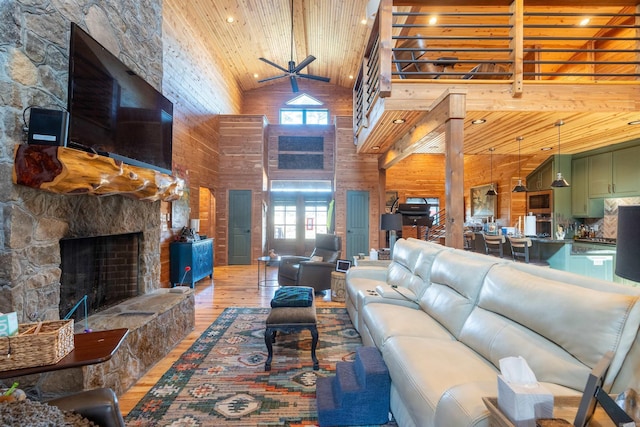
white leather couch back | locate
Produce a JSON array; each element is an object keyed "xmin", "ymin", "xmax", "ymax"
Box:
[
  {"xmin": 419, "ymin": 249, "xmax": 498, "ymax": 339},
  {"xmin": 458, "ymin": 264, "xmax": 640, "ymax": 391},
  {"xmin": 386, "ymin": 239, "xmax": 432, "ymax": 295}
]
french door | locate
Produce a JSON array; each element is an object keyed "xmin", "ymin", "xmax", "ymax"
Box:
[{"xmin": 270, "ymin": 193, "xmax": 331, "ymax": 256}]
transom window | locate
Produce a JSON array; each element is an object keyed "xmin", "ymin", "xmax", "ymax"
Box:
[{"xmin": 280, "ymin": 93, "xmax": 329, "ymax": 125}]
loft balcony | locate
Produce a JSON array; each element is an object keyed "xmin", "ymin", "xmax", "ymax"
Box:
[{"xmin": 353, "ymin": 0, "xmax": 640, "ymax": 168}]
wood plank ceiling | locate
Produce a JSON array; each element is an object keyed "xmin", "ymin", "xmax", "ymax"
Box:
[{"xmin": 176, "ymin": 0, "xmax": 640, "ymax": 160}]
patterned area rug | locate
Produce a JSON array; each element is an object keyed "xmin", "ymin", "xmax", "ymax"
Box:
[{"xmin": 125, "ymin": 307, "xmax": 395, "ymax": 426}]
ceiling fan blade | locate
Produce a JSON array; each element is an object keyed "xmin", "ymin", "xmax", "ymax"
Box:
[
  {"xmin": 257, "ymin": 74, "xmax": 288, "ymax": 83},
  {"xmin": 259, "ymin": 57, "xmax": 289, "ymax": 73},
  {"xmin": 293, "ymin": 55, "xmax": 316, "ymax": 73},
  {"xmin": 290, "ymin": 75, "xmax": 299, "ymax": 93},
  {"xmin": 297, "ymin": 73, "xmax": 330, "ymax": 83}
]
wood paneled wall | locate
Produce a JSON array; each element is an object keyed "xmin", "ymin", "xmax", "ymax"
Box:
[
  {"xmin": 267, "ymin": 125, "xmax": 336, "ymax": 181},
  {"xmin": 334, "ymin": 116, "xmax": 382, "ymax": 254},
  {"xmin": 463, "ymin": 153, "xmax": 526, "ymax": 227},
  {"xmin": 217, "ymin": 115, "xmax": 268, "ymax": 265},
  {"xmin": 242, "ymin": 79, "xmax": 354, "ymax": 124},
  {"xmin": 161, "ymin": 4, "xmax": 244, "ymax": 282},
  {"xmin": 386, "ymin": 153, "xmax": 527, "ymax": 232}
]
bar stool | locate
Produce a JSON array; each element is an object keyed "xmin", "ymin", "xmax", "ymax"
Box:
[
  {"xmin": 508, "ymin": 236, "xmax": 532, "ymax": 263},
  {"xmin": 483, "ymin": 234, "xmax": 506, "ymax": 258}
]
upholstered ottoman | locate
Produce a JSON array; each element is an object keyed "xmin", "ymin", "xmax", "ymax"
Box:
[{"xmin": 264, "ymin": 286, "xmax": 319, "ymax": 371}]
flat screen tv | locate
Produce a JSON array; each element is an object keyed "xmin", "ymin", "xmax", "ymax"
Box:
[{"xmin": 67, "ymin": 22, "xmax": 173, "ymax": 175}]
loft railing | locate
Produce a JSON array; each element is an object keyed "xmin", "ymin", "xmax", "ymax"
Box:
[{"xmin": 353, "ymin": 0, "xmax": 640, "ymax": 135}]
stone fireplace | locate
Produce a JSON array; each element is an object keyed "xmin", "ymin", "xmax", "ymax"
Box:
[
  {"xmin": 0, "ymin": 186, "xmax": 195, "ymax": 398},
  {"xmin": 0, "ymin": 187, "xmax": 162, "ymax": 322}
]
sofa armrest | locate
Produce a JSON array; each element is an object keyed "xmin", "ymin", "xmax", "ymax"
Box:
[
  {"xmin": 46, "ymin": 388, "xmax": 125, "ymax": 427},
  {"xmin": 346, "ymin": 266, "xmax": 388, "ymax": 282},
  {"xmin": 280, "ymin": 255, "xmax": 310, "ymax": 266}
]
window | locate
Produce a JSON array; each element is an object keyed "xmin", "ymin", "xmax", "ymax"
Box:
[
  {"xmin": 304, "ymin": 201, "xmax": 328, "ymax": 239},
  {"xmin": 273, "ymin": 203, "xmax": 297, "ymax": 240},
  {"xmin": 280, "ymin": 108, "xmax": 329, "ymax": 125},
  {"xmin": 280, "ymin": 93, "xmax": 329, "ymax": 125},
  {"xmin": 271, "ymin": 188, "xmax": 332, "ymax": 241}
]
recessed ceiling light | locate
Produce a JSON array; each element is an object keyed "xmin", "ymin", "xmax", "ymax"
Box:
[
  {"xmin": 628, "ymin": 120, "xmax": 640, "ymax": 125},
  {"xmin": 361, "ymin": 18, "xmax": 367, "ymax": 25},
  {"xmin": 472, "ymin": 119, "xmax": 486, "ymax": 125},
  {"xmin": 579, "ymin": 18, "xmax": 590, "ymax": 26},
  {"xmin": 372, "ymin": 146, "xmax": 380, "ymax": 150},
  {"xmin": 429, "ymin": 16, "xmax": 438, "ymax": 25},
  {"xmin": 541, "ymin": 147, "xmax": 553, "ymax": 151},
  {"xmin": 349, "ymin": 75, "xmax": 354, "ymax": 79},
  {"xmin": 226, "ymin": 16, "xmax": 235, "ymax": 23},
  {"xmin": 254, "ymin": 73, "xmax": 259, "ymax": 78},
  {"xmin": 392, "ymin": 118, "xmax": 406, "ymax": 124}
]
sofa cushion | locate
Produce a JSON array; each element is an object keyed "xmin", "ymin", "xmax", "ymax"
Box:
[
  {"xmin": 382, "ymin": 336, "xmax": 500, "ymax": 427},
  {"xmin": 419, "ymin": 249, "xmax": 499, "ymax": 339},
  {"xmin": 459, "ymin": 264, "xmax": 640, "ymax": 391},
  {"xmin": 361, "ymin": 302, "xmax": 454, "ymax": 348}
]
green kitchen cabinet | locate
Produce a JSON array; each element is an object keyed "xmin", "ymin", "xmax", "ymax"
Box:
[
  {"xmin": 589, "ymin": 145, "xmax": 640, "ymax": 198},
  {"xmin": 612, "ymin": 145, "xmax": 640, "ymax": 196},
  {"xmin": 571, "ymin": 157, "xmax": 604, "ymax": 218}
]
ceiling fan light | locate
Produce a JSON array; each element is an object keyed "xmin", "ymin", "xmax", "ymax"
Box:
[
  {"xmin": 512, "ymin": 179, "xmax": 527, "ymax": 193},
  {"xmin": 551, "ymin": 172, "xmax": 570, "ymax": 188}
]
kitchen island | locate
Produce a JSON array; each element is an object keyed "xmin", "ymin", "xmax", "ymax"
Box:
[{"xmin": 470, "ymin": 233, "xmax": 616, "ymax": 281}]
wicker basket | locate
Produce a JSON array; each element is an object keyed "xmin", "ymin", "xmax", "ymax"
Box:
[{"xmin": 0, "ymin": 320, "xmax": 74, "ymax": 371}]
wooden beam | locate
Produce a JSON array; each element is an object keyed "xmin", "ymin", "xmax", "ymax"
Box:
[
  {"xmin": 379, "ymin": 89, "xmax": 467, "ymax": 169},
  {"xmin": 383, "ymin": 81, "xmax": 640, "ymax": 112},
  {"xmin": 378, "ymin": 0, "xmax": 393, "ymax": 97},
  {"xmin": 13, "ymin": 145, "xmax": 184, "ymax": 202},
  {"xmin": 444, "ymin": 115, "xmax": 465, "ymax": 249},
  {"xmin": 510, "ymin": 0, "xmax": 524, "ymax": 96}
]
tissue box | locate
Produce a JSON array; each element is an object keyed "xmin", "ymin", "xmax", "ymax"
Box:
[
  {"xmin": 497, "ymin": 375, "xmax": 554, "ymax": 427},
  {"xmin": 0, "ymin": 312, "xmax": 19, "ymax": 337}
]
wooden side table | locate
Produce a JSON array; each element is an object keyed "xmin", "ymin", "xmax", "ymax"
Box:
[
  {"xmin": 482, "ymin": 396, "xmax": 616, "ymax": 427},
  {"xmin": 331, "ymin": 270, "xmax": 346, "ymax": 302},
  {"xmin": 0, "ymin": 328, "xmax": 128, "ymax": 379}
]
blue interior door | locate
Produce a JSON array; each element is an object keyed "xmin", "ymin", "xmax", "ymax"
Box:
[
  {"xmin": 346, "ymin": 190, "xmax": 369, "ymax": 260},
  {"xmin": 228, "ymin": 190, "xmax": 252, "ymax": 265}
]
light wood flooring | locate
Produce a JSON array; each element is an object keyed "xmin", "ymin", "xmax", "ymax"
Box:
[{"xmin": 118, "ymin": 264, "xmax": 343, "ymax": 415}]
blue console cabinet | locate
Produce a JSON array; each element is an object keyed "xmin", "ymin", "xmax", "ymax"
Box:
[{"xmin": 170, "ymin": 238, "xmax": 214, "ymax": 287}]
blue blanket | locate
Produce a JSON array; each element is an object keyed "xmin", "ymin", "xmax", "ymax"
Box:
[{"xmin": 271, "ymin": 286, "xmax": 313, "ymax": 308}]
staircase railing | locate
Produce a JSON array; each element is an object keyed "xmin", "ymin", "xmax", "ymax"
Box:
[{"xmin": 425, "ymin": 208, "xmax": 446, "ymax": 243}]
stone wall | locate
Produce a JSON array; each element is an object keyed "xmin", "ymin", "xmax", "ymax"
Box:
[{"xmin": 0, "ymin": 1, "xmax": 165, "ymax": 322}]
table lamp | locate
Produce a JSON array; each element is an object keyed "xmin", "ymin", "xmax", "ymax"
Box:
[
  {"xmin": 381, "ymin": 213, "xmax": 402, "ymax": 257},
  {"xmin": 616, "ymin": 205, "xmax": 640, "ymax": 282}
]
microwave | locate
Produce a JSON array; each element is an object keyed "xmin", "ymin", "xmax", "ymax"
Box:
[{"xmin": 527, "ymin": 190, "xmax": 553, "ymax": 215}]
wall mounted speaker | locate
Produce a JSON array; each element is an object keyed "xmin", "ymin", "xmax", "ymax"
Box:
[{"xmin": 27, "ymin": 108, "xmax": 69, "ymax": 146}]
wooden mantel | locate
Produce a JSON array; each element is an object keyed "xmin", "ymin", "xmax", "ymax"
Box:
[{"xmin": 12, "ymin": 145, "xmax": 184, "ymax": 202}]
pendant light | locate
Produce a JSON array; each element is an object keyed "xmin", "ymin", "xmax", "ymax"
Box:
[
  {"xmin": 486, "ymin": 147, "xmax": 497, "ymax": 196},
  {"xmin": 550, "ymin": 120, "xmax": 570, "ymax": 187},
  {"xmin": 512, "ymin": 136, "xmax": 527, "ymax": 192}
]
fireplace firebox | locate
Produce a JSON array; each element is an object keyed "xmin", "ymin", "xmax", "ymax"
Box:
[{"xmin": 59, "ymin": 232, "xmax": 141, "ymax": 321}]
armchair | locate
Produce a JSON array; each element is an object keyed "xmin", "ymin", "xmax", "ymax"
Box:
[{"xmin": 277, "ymin": 234, "xmax": 342, "ymax": 293}]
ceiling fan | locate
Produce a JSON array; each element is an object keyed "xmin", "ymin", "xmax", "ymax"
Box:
[{"xmin": 257, "ymin": 0, "xmax": 330, "ymax": 92}]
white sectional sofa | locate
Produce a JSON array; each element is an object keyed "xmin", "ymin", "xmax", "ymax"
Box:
[{"xmin": 345, "ymin": 238, "xmax": 640, "ymax": 427}]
